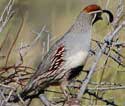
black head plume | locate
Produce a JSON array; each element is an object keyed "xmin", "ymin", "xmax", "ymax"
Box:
[{"xmin": 102, "ymin": 10, "xmax": 114, "ymax": 23}]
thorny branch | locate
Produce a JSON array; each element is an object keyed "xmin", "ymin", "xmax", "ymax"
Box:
[
  {"xmin": 0, "ymin": 0, "xmax": 125, "ymax": 106},
  {"xmin": 85, "ymin": 89, "xmax": 118, "ymax": 106},
  {"xmin": 77, "ymin": 0, "xmax": 125, "ymax": 103},
  {"xmin": 0, "ymin": 0, "xmax": 50, "ymax": 105},
  {"xmin": 91, "ymin": 39, "xmax": 125, "ymax": 67}
]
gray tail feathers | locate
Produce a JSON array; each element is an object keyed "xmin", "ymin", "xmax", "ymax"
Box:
[
  {"xmin": 10, "ymin": 90, "xmax": 28, "ymax": 102},
  {"xmin": 10, "ymin": 88, "xmax": 44, "ymax": 102},
  {"xmin": 9, "ymin": 80, "xmax": 39, "ymax": 102},
  {"xmin": 9, "ymin": 85, "xmax": 32, "ymax": 102}
]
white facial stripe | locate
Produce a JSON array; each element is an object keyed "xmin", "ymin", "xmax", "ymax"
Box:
[
  {"xmin": 92, "ymin": 13, "xmax": 97, "ymax": 24},
  {"xmin": 88, "ymin": 10, "xmax": 102, "ymax": 14}
]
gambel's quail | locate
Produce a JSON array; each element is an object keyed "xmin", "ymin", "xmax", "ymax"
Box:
[{"xmin": 13, "ymin": 4, "xmax": 113, "ymax": 101}]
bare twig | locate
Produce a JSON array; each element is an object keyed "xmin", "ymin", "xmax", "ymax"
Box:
[
  {"xmin": 77, "ymin": 0, "xmax": 125, "ymax": 100},
  {"xmin": 88, "ymin": 85, "xmax": 125, "ymax": 91},
  {"xmin": 85, "ymin": 90, "xmax": 118, "ymax": 106},
  {"xmin": 0, "ymin": 0, "xmax": 15, "ymax": 32},
  {"xmin": 17, "ymin": 25, "xmax": 46, "ymax": 58},
  {"xmin": 5, "ymin": 15, "xmax": 24, "ymax": 66}
]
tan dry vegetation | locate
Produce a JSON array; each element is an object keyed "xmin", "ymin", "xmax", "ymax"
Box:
[{"xmin": 0, "ymin": 0, "xmax": 125, "ymax": 106}]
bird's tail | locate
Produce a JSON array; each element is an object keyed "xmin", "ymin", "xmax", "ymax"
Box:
[
  {"xmin": 10, "ymin": 77, "xmax": 39, "ymax": 102},
  {"xmin": 9, "ymin": 88, "xmax": 29, "ymax": 102},
  {"xmin": 9, "ymin": 84, "xmax": 32, "ymax": 102}
]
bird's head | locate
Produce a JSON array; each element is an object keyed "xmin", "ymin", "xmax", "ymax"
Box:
[{"xmin": 82, "ymin": 4, "xmax": 113, "ymax": 25}]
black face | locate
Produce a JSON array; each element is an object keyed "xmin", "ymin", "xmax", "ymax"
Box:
[
  {"xmin": 92, "ymin": 10, "xmax": 114, "ymax": 25},
  {"xmin": 92, "ymin": 12, "xmax": 102, "ymax": 25}
]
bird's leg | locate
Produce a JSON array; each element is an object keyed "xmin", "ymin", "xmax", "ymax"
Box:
[{"xmin": 60, "ymin": 81, "xmax": 71, "ymax": 99}]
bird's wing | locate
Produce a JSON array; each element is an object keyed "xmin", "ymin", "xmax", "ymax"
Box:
[{"xmin": 24, "ymin": 37, "xmax": 66, "ymax": 91}]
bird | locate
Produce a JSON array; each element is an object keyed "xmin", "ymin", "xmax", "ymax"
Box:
[{"xmin": 12, "ymin": 4, "xmax": 113, "ymax": 102}]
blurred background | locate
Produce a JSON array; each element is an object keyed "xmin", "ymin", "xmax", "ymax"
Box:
[{"xmin": 0, "ymin": 0, "xmax": 125, "ymax": 106}]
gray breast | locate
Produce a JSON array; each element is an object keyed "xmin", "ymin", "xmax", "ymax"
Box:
[{"xmin": 61, "ymin": 32, "xmax": 91, "ymax": 70}]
